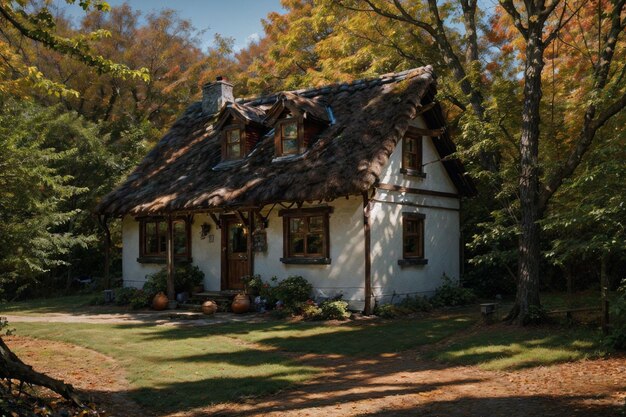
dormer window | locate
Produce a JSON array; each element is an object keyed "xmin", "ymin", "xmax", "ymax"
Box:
[
  {"xmin": 225, "ymin": 127, "xmax": 243, "ymax": 160},
  {"xmin": 266, "ymin": 92, "xmax": 331, "ymax": 159},
  {"xmin": 279, "ymin": 120, "xmax": 299, "ymax": 155}
]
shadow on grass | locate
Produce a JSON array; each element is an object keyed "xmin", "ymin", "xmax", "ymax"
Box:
[
  {"xmin": 127, "ymin": 315, "xmax": 475, "ymax": 357},
  {"xmin": 429, "ymin": 324, "xmax": 604, "ymax": 370}
]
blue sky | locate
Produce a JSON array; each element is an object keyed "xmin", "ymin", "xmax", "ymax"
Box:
[{"xmin": 57, "ymin": 0, "xmax": 285, "ymax": 51}]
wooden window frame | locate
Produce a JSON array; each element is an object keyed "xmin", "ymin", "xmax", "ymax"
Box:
[
  {"xmin": 398, "ymin": 213, "xmax": 427, "ymax": 266},
  {"xmin": 274, "ymin": 118, "xmax": 303, "ymax": 157},
  {"xmin": 279, "ymin": 206, "xmax": 332, "ymax": 264},
  {"xmin": 137, "ymin": 217, "xmax": 192, "ymax": 264},
  {"xmin": 222, "ymin": 124, "xmax": 247, "ymax": 161},
  {"xmin": 400, "ymin": 133, "xmax": 425, "ymax": 177}
]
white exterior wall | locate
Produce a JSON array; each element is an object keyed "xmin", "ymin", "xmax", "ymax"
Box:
[
  {"xmin": 371, "ymin": 116, "xmax": 460, "ymax": 304},
  {"xmin": 121, "ymin": 115, "xmax": 462, "ymax": 309}
]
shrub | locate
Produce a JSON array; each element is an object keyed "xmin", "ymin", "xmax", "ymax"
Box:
[
  {"xmin": 274, "ymin": 276, "xmax": 313, "ymax": 308},
  {"xmin": 320, "ymin": 300, "xmax": 350, "ymax": 320},
  {"xmin": 242, "ymin": 274, "xmax": 264, "ymax": 296},
  {"xmin": 143, "ymin": 264, "xmax": 204, "ymax": 297},
  {"xmin": 398, "ymin": 295, "xmax": 433, "ymax": 312},
  {"xmin": 374, "ymin": 303, "xmax": 401, "ymax": 318},
  {"xmin": 114, "ymin": 287, "xmax": 138, "ymax": 306},
  {"xmin": 608, "ymin": 278, "xmax": 626, "ymax": 349},
  {"xmin": 431, "ymin": 274, "xmax": 477, "ymax": 307},
  {"xmin": 301, "ymin": 302, "xmax": 323, "ymax": 320},
  {"xmin": 112, "ymin": 287, "xmax": 151, "ymax": 309}
]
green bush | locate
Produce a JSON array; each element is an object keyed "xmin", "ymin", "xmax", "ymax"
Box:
[
  {"xmin": 274, "ymin": 276, "xmax": 313, "ymax": 308},
  {"xmin": 112, "ymin": 287, "xmax": 151, "ymax": 309},
  {"xmin": 143, "ymin": 264, "xmax": 204, "ymax": 296},
  {"xmin": 114, "ymin": 287, "xmax": 138, "ymax": 306},
  {"xmin": 608, "ymin": 279, "xmax": 626, "ymax": 349},
  {"xmin": 301, "ymin": 303, "xmax": 323, "ymax": 320},
  {"xmin": 374, "ymin": 303, "xmax": 401, "ymax": 318},
  {"xmin": 431, "ymin": 274, "xmax": 477, "ymax": 307},
  {"xmin": 242, "ymin": 275, "xmax": 313, "ymax": 311},
  {"xmin": 398, "ymin": 295, "xmax": 433, "ymax": 312},
  {"xmin": 320, "ymin": 300, "xmax": 350, "ymax": 320}
]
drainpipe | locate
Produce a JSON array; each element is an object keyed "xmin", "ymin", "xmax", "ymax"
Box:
[{"xmin": 362, "ymin": 191, "xmax": 372, "ymax": 315}]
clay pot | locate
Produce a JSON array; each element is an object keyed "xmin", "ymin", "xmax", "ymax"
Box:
[
  {"xmin": 231, "ymin": 294, "xmax": 250, "ymax": 314},
  {"xmin": 152, "ymin": 292, "xmax": 169, "ymax": 311},
  {"xmin": 201, "ymin": 300, "xmax": 218, "ymax": 315}
]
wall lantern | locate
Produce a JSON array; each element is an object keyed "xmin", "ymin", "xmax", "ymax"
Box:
[{"xmin": 200, "ymin": 223, "xmax": 212, "ymax": 239}]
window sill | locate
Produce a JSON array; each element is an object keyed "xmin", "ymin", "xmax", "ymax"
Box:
[
  {"xmin": 400, "ymin": 168, "xmax": 426, "ymax": 178},
  {"xmin": 280, "ymin": 257, "xmax": 331, "ymax": 265},
  {"xmin": 137, "ymin": 257, "xmax": 193, "ymax": 265},
  {"xmin": 397, "ymin": 258, "xmax": 428, "ymax": 267}
]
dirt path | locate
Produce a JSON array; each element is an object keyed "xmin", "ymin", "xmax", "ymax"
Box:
[
  {"xmin": 199, "ymin": 351, "xmax": 626, "ymax": 417},
  {"xmin": 5, "ymin": 325, "xmax": 626, "ymax": 417}
]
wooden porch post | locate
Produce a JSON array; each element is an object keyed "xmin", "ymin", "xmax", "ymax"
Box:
[
  {"xmin": 166, "ymin": 214, "xmax": 176, "ymax": 308},
  {"xmin": 362, "ymin": 191, "xmax": 372, "ymax": 315}
]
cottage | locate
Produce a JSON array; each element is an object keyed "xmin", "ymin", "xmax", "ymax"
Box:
[{"xmin": 96, "ymin": 66, "xmax": 476, "ymax": 313}]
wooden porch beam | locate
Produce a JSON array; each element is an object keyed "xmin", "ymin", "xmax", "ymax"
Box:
[
  {"xmin": 208, "ymin": 212, "xmax": 221, "ymax": 229},
  {"xmin": 235, "ymin": 210, "xmax": 249, "ymax": 229}
]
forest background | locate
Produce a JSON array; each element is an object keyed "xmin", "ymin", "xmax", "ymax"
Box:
[{"xmin": 0, "ymin": 0, "xmax": 624, "ymax": 322}]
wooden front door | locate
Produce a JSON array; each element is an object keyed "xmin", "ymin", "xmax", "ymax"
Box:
[{"xmin": 222, "ymin": 216, "xmax": 250, "ymax": 290}]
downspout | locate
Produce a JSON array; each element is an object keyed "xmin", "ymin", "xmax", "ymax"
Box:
[{"xmin": 362, "ymin": 191, "xmax": 372, "ymax": 315}]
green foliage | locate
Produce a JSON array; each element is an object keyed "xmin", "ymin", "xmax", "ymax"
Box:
[
  {"xmin": 273, "ymin": 276, "xmax": 313, "ymax": 309},
  {"xmin": 0, "ymin": 99, "xmax": 91, "ymax": 297},
  {"xmin": 301, "ymin": 303, "xmax": 323, "ymax": 320},
  {"xmin": 0, "ymin": 317, "xmax": 14, "ymax": 336},
  {"xmin": 143, "ymin": 265, "xmax": 204, "ymax": 296},
  {"xmin": 243, "ymin": 275, "xmax": 313, "ymax": 310},
  {"xmin": 374, "ymin": 295, "xmax": 432, "ymax": 318},
  {"xmin": 319, "ymin": 300, "xmax": 350, "ymax": 320},
  {"xmin": 608, "ymin": 279, "xmax": 626, "ymax": 349},
  {"xmin": 431, "ymin": 275, "xmax": 478, "ymax": 307}
]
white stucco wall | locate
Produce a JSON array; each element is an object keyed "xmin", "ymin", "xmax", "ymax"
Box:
[{"xmin": 121, "ymin": 215, "xmax": 162, "ymax": 288}]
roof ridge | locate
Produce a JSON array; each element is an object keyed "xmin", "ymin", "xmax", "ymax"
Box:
[{"xmin": 236, "ymin": 65, "xmax": 433, "ymax": 106}]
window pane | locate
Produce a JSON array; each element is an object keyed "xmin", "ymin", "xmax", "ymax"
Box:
[
  {"xmin": 282, "ymin": 138, "xmax": 298, "ymax": 155},
  {"xmin": 406, "ymin": 137, "xmax": 415, "ymax": 152},
  {"xmin": 158, "ymin": 221, "xmax": 167, "ymax": 254},
  {"xmin": 229, "ymin": 223, "xmax": 247, "ymax": 253},
  {"xmin": 307, "ymin": 233, "xmax": 323, "ymax": 254},
  {"xmin": 406, "ymin": 219, "xmax": 417, "ymax": 233},
  {"xmin": 404, "ymin": 236, "xmax": 417, "ymax": 255},
  {"xmin": 228, "ymin": 143, "xmax": 241, "ymax": 159},
  {"xmin": 290, "ymin": 236, "xmax": 305, "ymax": 254},
  {"xmin": 309, "ymin": 216, "xmax": 324, "ymax": 231},
  {"xmin": 228, "ymin": 129, "xmax": 240, "ymax": 143},
  {"xmin": 146, "ymin": 222, "xmax": 158, "ymax": 254},
  {"xmin": 174, "ymin": 221, "xmax": 186, "ymax": 255},
  {"xmin": 290, "ymin": 218, "xmax": 304, "ymax": 233},
  {"xmin": 282, "ymin": 122, "xmax": 297, "ymax": 139}
]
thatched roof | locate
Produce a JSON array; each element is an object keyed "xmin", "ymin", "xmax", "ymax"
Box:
[{"xmin": 96, "ymin": 66, "xmax": 476, "ymax": 216}]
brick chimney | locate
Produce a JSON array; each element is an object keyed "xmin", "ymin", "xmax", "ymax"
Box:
[{"xmin": 202, "ymin": 76, "xmax": 234, "ymax": 115}]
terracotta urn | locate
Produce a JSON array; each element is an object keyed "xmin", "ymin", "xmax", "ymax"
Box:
[
  {"xmin": 231, "ymin": 294, "xmax": 250, "ymax": 314},
  {"xmin": 201, "ymin": 300, "xmax": 218, "ymax": 315},
  {"xmin": 152, "ymin": 292, "xmax": 169, "ymax": 311}
]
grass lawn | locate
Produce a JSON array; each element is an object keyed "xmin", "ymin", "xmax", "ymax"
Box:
[
  {"xmin": 12, "ymin": 315, "xmax": 474, "ymax": 412},
  {"xmin": 428, "ymin": 324, "xmax": 606, "ymax": 370},
  {"xmin": 0, "ymin": 293, "xmax": 124, "ymax": 316}
]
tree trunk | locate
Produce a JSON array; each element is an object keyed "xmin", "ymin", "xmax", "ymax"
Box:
[
  {"xmin": 507, "ymin": 25, "xmax": 545, "ymax": 324},
  {"xmin": 0, "ymin": 336, "xmax": 82, "ymax": 406}
]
